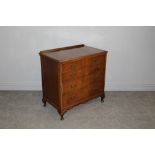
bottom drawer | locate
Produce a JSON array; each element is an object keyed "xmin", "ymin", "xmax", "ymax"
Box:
[
  {"xmin": 62, "ymin": 89, "xmax": 86, "ymax": 108},
  {"xmin": 62, "ymin": 87, "xmax": 104, "ymax": 108}
]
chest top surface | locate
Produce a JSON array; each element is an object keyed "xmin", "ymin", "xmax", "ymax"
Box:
[{"xmin": 39, "ymin": 44, "xmax": 107, "ymax": 62}]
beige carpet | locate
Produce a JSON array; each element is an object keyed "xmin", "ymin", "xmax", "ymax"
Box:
[{"xmin": 0, "ymin": 91, "xmax": 155, "ymax": 129}]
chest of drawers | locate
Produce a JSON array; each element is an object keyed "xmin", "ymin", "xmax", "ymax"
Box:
[{"xmin": 39, "ymin": 44, "xmax": 108, "ymax": 120}]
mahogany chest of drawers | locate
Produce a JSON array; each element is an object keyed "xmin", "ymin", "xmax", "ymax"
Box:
[{"xmin": 39, "ymin": 44, "xmax": 108, "ymax": 120}]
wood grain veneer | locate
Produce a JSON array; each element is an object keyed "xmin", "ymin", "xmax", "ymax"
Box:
[{"xmin": 39, "ymin": 44, "xmax": 108, "ymax": 120}]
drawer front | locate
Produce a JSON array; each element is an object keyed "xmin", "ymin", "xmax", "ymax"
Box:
[
  {"xmin": 62, "ymin": 88, "xmax": 88, "ymax": 108},
  {"xmin": 85, "ymin": 54, "xmax": 106, "ymax": 75},
  {"xmin": 61, "ymin": 53, "xmax": 106, "ymax": 108},
  {"xmin": 62, "ymin": 75, "xmax": 104, "ymax": 108},
  {"xmin": 62, "ymin": 73, "xmax": 104, "ymax": 95},
  {"xmin": 62, "ymin": 84, "xmax": 104, "ymax": 108},
  {"xmin": 62, "ymin": 54, "xmax": 106, "ymax": 82},
  {"xmin": 62, "ymin": 58, "xmax": 86, "ymax": 81}
]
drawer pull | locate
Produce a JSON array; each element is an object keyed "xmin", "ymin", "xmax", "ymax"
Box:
[
  {"xmin": 69, "ymin": 95, "xmax": 76, "ymax": 100},
  {"xmin": 70, "ymin": 64, "xmax": 77, "ymax": 70},
  {"xmin": 92, "ymin": 60, "xmax": 98, "ymax": 65},
  {"xmin": 70, "ymin": 84, "xmax": 77, "ymax": 88}
]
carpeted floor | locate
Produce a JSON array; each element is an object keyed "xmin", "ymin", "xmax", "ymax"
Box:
[{"xmin": 0, "ymin": 91, "xmax": 155, "ymax": 129}]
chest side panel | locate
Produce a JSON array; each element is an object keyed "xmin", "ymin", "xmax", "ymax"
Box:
[{"xmin": 40, "ymin": 56, "xmax": 60, "ymax": 107}]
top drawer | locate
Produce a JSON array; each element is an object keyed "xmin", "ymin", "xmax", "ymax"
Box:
[
  {"xmin": 62, "ymin": 58, "xmax": 86, "ymax": 74},
  {"xmin": 61, "ymin": 58, "xmax": 86, "ymax": 81},
  {"xmin": 85, "ymin": 54, "xmax": 106, "ymax": 74},
  {"xmin": 61, "ymin": 53, "xmax": 106, "ymax": 81}
]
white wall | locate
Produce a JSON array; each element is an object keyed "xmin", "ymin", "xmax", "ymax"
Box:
[{"xmin": 0, "ymin": 26, "xmax": 155, "ymax": 91}]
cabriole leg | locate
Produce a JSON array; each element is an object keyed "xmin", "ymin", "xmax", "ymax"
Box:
[
  {"xmin": 42, "ymin": 98, "xmax": 46, "ymax": 107},
  {"xmin": 101, "ymin": 92, "xmax": 105, "ymax": 102},
  {"xmin": 60, "ymin": 114, "xmax": 64, "ymax": 120},
  {"xmin": 101, "ymin": 96, "xmax": 104, "ymax": 102}
]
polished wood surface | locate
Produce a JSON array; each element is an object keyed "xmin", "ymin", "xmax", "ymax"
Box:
[
  {"xmin": 40, "ymin": 44, "xmax": 107, "ymax": 62},
  {"xmin": 39, "ymin": 44, "xmax": 108, "ymax": 120}
]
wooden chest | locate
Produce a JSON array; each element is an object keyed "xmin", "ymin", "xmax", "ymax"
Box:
[{"xmin": 39, "ymin": 44, "xmax": 108, "ymax": 120}]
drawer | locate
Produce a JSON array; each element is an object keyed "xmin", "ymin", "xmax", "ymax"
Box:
[
  {"xmin": 62, "ymin": 68, "xmax": 86, "ymax": 81},
  {"xmin": 62, "ymin": 58, "xmax": 86, "ymax": 74},
  {"xmin": 61, "ymin": 54, "xmax": 106, "ymax": 82},
  {"xmin": 62, "ymin": 83, "xmax": 104, "ymax": 108},
  {"xmin": 86, "ymin": 53, "xmax": 106, "ymax": 65},
  {"xmin": 61, "ymin": 58, "xmax": 86, "ymax": 81},
  {"xmin": 62, "ymin": 88, "xmax": 88, "ymax": 108},
  {"xmin": 87, "ymin": 82, "xmax": 104, "ymax": 96},
  {"xmin": 62, "ymin": 73, "xmax": 104, "ymax": 95},
  {"xmin": 85, "ymin": 54, "xmax": 106, "ymax": 74},
  {"xmin": 62, "ymin": 65, "xmax": 105, "ymax": 82},
  {"xmin": 62, "ymin": 77, "xmax": 83, "ymax": 94},
  {"xmin": 61, "ymin": 54, "xmax": 105, "ymax": 73}
]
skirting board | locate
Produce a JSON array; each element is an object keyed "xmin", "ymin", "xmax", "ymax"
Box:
[
  {"xmin": 0, "ymin": 82, "xmax": 42, "ymax": 91},
  {"xmin": 0, "ymin": 82, "xmax": 155, "ymax": 91},
  {"xmin": 106, "ymin": 82, "xmax": 155, "ymax": 91}
]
